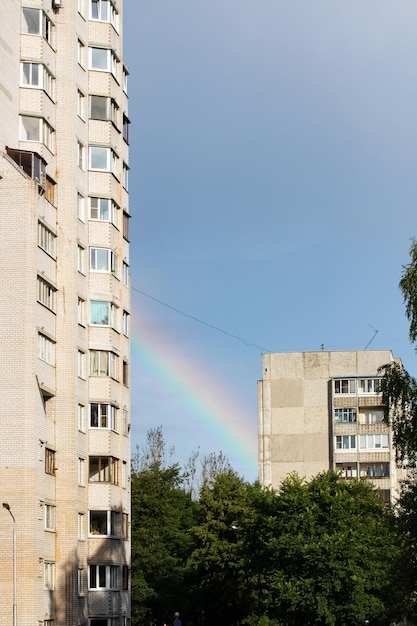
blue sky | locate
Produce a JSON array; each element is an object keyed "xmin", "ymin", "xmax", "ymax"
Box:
[{"xmin": 123, "ymin": 1, "xmax": 417, "ymax": 480}]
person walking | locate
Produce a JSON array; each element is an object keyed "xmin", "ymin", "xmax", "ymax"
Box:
[{"xmin": 173, "ymin": 612, "xmax": 182, "ymax": 626}]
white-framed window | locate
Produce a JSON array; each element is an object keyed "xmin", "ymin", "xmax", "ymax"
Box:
[
  {"xmin": 122, "ymin": 409, "xmax": 129, "ymax": 437},
  {"xmin": 77, "ymin": 89, "xmax": 86, "ymax": 120},
  {"xmin": 78, "ymin": 0, "xmax": 85, "ymax": 16},
  {"xmin": 122, "ymin": 162, "xmax": 129, "ymax": 190},
  {"xmin": 89, "ymin": 510, "xmax": 119, "ymax": 536},
  {"xmin": 89, "ymin": 146, "xmax": 117, "ymax": 172},
  {"xmin": 123, "ymin": 65, "xmax": 128, "ymax": 94},
  {"xmin": 78, "ymin": 403, "xmax": 85, "ymax": 432},
  {"xmin": 335, "ymin": 435, "xmax": 356, "ymax": 450},
  {"xmin": 90, "ymin": 350, "xmax": 118, "ymax": 378},
  {"xmin": 45, "ymin": 504, "xmax": 56, "ymax": 531},
  {"xmin": 89, "ymin": 95, "xmax": 119, "ymax": 125},
  {"xmin": 360, "ymin": 462, "xmax": 390, "ymax": 478},
  {"xmin": 38, "ymin": 221, "xmax": 56, "ymax": 257},
  {"xmin": 90, "ymin": 301, "xmax": 117, "ymax": 327},
  {"xmin": 89, "ymin": 564, "xmax": 119, "ymax": 590},
  {"xmin": 122, "ymin": 460, "xmax": 128, "ymax": 488},
  {"xmin": 77, "ymin": 297, "xmax": 86, "ymax": 325},
  {"xmin": 77, "ymin": 349, "xmax": 86, "ymax": 379},
  {"xmin": 44, "ymin": 561, "xmax": 55, "ymax": 590},
  {"xmin": 37, "ymin": 276, "xmax": 56, "ymax": 312},
  {"xmin": 362, "ymin": 410, "xmax": 384, "ymax": 425},
  {"xmin": 77, "ymin": 192, "xmax": 85, "ymax": 221},
  {"xmin": 77, "ymin": 140, "xmax": 85, "ymax": 170},
  {"xmin": 89, "ymin": 197, "xmax": 115, "ymax": 222},
  {"xmin": 78, "ymin": 457, "xmax": 85, "ymax": 486},
  {"xmin": 122, "ymin": 261, "xmax": 129, "ymax": 286},
  {"xmin": 89, "ymin": 456, "xmax": 118, "ymax": 484},
  {"xmin": 20, "ymin": 115, "xmax": 54, "ymax": 151},
  {"xmin": 22, "ymin": 7, "xmax": 53, "ymax": 44},
  {"xmin": 122, "ymin": 310, "xmax": 129, "ymax": 336},
  {"xmin": 90, "ymin": 0, "xmax": 119, "ymax": 29},
  {"xmin": 20, "ymin": 62, "xmax": 54, "ymax": 99},
  {"xmin": 334, "ymin": 408, "xmax": 356, "ymax": 423},
  {"xmin": 77, "ymin": 245, "xmax": 85, "ymax": 274},
  {"xmin": 334, "ymin": 379, "xmax": 356, "ymax": 395},
  {"xmin": 38, "ymin": 333, "xmax": 55, "ymax": 365},
  {"xmin": 78, "ymin": 512, "xmax": 85, "ymax": 539},
  {"xmin": 77, "ymin": 38, "xmax": 85, "ymax": 67},
  {"xmin": 359, "ymin": 433, "xmax": 389, "ymax": 451},
  {"xmin": 336, "ymin": 463, "xmax": 358, "ymax": 479},
  {"xmin": 358, "ymin": 378, "xmax": 382, "ymax": 394},
  {"xmin": 89, "ymin": 46, "xmax": 118, "ymax": 77},
  {"xmin": 77, "ymin": 568, "xmax": 85, "ymax": 597},
  {"xmin": 89, "ymin": 403, "xmax": 116, "ymax": 429},
  {"xmin": 90, "ymin": 248, "xmax": 117, "ymax": 273},
  {"xmin": 123, "ymin": 360, "xmax": 128, "ymax": 386}
]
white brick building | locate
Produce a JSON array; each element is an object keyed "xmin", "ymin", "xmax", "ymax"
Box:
[{"xmin": 0, "ymin": 1, "xmax": 131, "ymax": 625}]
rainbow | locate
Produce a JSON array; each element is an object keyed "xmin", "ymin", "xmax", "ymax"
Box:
[{"xmin": 129, "ymin": 303, "xmax": 258, "ymax": 479}]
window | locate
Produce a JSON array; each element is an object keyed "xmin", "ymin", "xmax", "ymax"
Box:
[
  {"xmin": 336, "ymin": 463, "xmax": 357, "ymax": 479},
  {"xmin": 360, "ymin": 462, "xmax": 390, "ymax": 478},
  {"xmin": 20, "ymin": 115, "xmax": 54, "ymax": 151},
  {"xmin": 90, "ymin": 0, "xmax": 119, "ymax": 28},
  {"xmin": 363, "ymin": 410, "xmax": 384, "ymax": 425},
  {"xmin": 90, "ymin": 248, "xmax": 116, "ymax": 273},
  {"xmin": 89, "ymin": 47, "xmax": 118, "ymax": 76},
  {"xmin": 89, "ymin": 95, "xmax": 119, "ymax": 124},
  {"xmin": 358, "ymin": 378, "xmax": 382, "ymax": 394},
  {"xmin": 89, "ymin": 510, "xmax": 119, "ymax": 536},
  {"xmin": 89, "ymin": 456, "xmax": 118, "ymax": 484},
  {"xmin": 77, "ymin": 89, "xmax": 86, "ymax": 120},
  {"xmin": 90, "ymin": 403, "xmax": 116, "ymax": 429},
  {"xmin": 335, "ymin": 435, "xmax": 356, "ymax": 450},
  {"xmin": 22, "ymin": 8, "xmax": 53, "ymax": 44},
  {"xmin": 45, "ymin": 448, "xmax": 56, "ymax": 475},
  {"xmin": 122, "ymin": 460, "xmax": 128, "ymax": 488},
  {"xmin": 89, "ymin": 564, "xmax": 119, "ymax": 590},
  {"xmin": 90, "ymin": 350, "xmax": 118, "ymax": 378},
  {"xmin": 123, "ymin": 66, "xmax": 128, "ymax": 93},
  {"xmin": 77, "ymin": 245, "xmax": 85, "ymax": 273},
  {"xmin": 77, "ymin": 297, "xmax": 86, "ymax": 325},
  {"xmin": 90, "ymin": 301, "xmax": 117, "ymax": 327},
  {"xmin": 78, "ymin": 512, "xmax": 85, "ymax": 539},
  {"xmin": 122, "ymin": 261, "xmax": 129, "ymax": 286},
  {"xmin": 123, "ymin": 211, "xmax": 130, "ymax": 240},
  {"xmin": 122, "ymin": 513, "xmax": 129, "ymax": 539},
  {"xmin": 78, "ymin": 404, "xmax": 85, "ymax": 432},
  {"xmin": 38, "ymin": 276, "xmax": 56, "ymax": 312},
  {"xmin": 77, "ymin": 192, "xmax": 85, "ymax": 221},
  {"xmin": 77, "ymin": 39, "xmax": 85, "ymax": 67},
  {"xmin": 122, "ymin": 310, "xmax": 129, "ymax": 336},
  {"xmin": 122, "ymin": 162, "xmax": 129, "ymax": 190},
  {"xmin": 359, "ymin": 433, "xmax": 389, "ymax": 450},
  {"xmin": 20, "ymin": 62, "xmax": 54, "ymax": 98},
  {"xmin": 78, "ymin": 568, "xmax": 85, "ymax": 596},
  {"xmin": 123, "ymin": 360, "xmax": 129, "ymax": 386},
  {"xmin": 334, "ymin": 408, "xmax": 356, "ymax": 423},
  {"xmin": 89, "ymin": 146, "xmax": 117, "ymax": 172},
  {"xmin": 38, "ymin": 333, "xmax": 55, "ymax": 365},
  {"xmin": 334, "ymin": 379, "xmax": 356, "ymax": 394},
  {"xmin": 123, "ymin": 114, "xmax": 130, "ymax": 143},
  {"xmin": 122, "ymin": 410, "xmax": 129, "ymax": 437},
  {"xmin": 122, "ymin": 565, "xmax": 129, "ymax": 590},
  {"xmin": 78, "ymin": 350, "xmax": 86, "ymax": 379},
  {"xmin": 44, "ymin": 561, "xmax": 55, "ymax": 590},
  {"xmin": 78, "ymin": 458, "xmax": 85, "ymax": 486},
  {"xmin": 77, "ymin": 140, "xmax": 85, "ymax": 170},
  {"xmin": 45, "ymin": 504, "xmax": 56, "ymax": 531},
  {"xmin": 38, "ymin": 222, "xmax": 56, "ymax": 257},
  {"xmin": 89, "ymin": 197, "xmax": 115, "ymax": 222}
]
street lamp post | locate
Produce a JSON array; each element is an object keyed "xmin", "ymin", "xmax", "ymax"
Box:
[{"xmin": 3, "ymin": 502, "xmax": 16, "ymax": 626}]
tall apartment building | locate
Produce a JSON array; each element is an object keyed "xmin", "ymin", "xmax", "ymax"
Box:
[
  {"xmin": 0, "ymin": 1, "xmax": 131, "ymax": 625},
  {"xmin": 258, "ymin": 350, "xmax": 405, "ymax": 502}
]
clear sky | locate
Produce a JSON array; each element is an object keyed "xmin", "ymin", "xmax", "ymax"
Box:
[{"xmin": 123, "ymin": 1, "xmax": 417, "ymax": 480}]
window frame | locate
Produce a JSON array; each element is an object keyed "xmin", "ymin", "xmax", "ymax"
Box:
[
  {"xmin": 89, "ymin": 403, "xmax": 116, "ymax": 430},
  {"xmin": 45, "ymin": 504, "xmax": 56, "ymax": 531},
  {"xmin": 89, "ymin": 456, "xmax": 118, "ymax": 484},
  {"xmin": 89, "ymin": 510, "xmax": 119, "ymax": 537},
  {"xmin": 90, "ymin": 247, "xmax": 117, "ymax": 273},
  {"xmin": 88, "ymin": 564, "xmax": 119, "ymax": 590}
]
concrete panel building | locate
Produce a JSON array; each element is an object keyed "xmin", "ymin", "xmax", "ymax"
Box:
[
  {"xmin": 258, "ymin": 350, "xmax": 405, "ymax": 502},
  {"xmin": 0, "ymin": 1, "xmax": 131, "ymax": 625}
]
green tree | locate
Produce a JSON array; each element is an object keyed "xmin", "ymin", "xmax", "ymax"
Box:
[{"xmin": 131, "ymin": 428, "xmax": 196, "ymax": 626}]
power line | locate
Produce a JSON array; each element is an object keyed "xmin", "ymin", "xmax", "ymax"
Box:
[{"xmin": 131, "ymin": 285, "xmax": 272, "ymax": 353}]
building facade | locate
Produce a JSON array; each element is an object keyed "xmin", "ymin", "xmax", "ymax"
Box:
[
  {"xmin": 0, "ymin": 1, "xmax": 131, "ymax": 625},
  {"xmin": 258, "ymin": 350, "xmax": 404, "ymax": 502}
]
